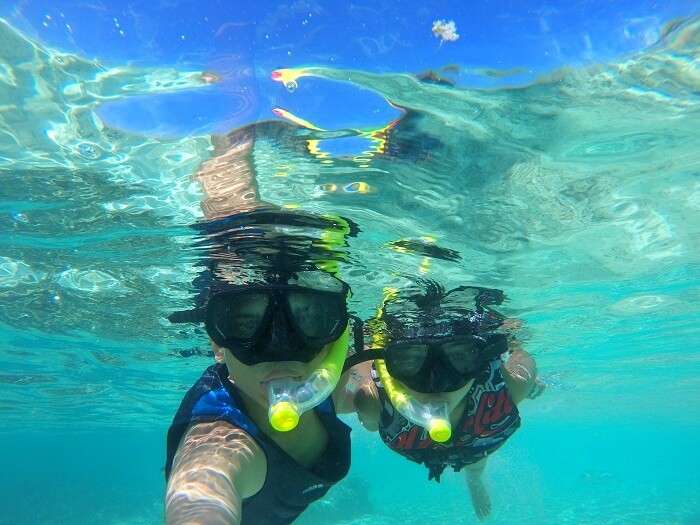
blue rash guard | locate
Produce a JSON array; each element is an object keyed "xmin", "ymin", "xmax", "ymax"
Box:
[{"xmin": 165, "ymin": 363, "xmax": 351, "ymax": 525}]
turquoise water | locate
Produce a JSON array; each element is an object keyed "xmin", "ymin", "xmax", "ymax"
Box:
[{"xmin": 1, "ymin": 8, "xmax": 700, "ymax": 525}]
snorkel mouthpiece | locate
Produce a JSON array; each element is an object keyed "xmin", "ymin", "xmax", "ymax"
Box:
[
  {"xmin": 428, "ymin": 418, "xmax": 452, "ymax": 443},
  {"xmin": 267, "ymin": 326, "xmax": 349, "ymax": 432},
  {"xmin": 376, "ymin": 359, "xmax": 452, "ymax": 443},
  {"xmin": 267, "ymin": 392, "xmax": 300, "ymax": 432}
]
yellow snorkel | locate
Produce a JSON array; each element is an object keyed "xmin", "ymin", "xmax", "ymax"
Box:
[
  {"xmin": 371, "ymin": 288, "xmax": 453, "ymax": 443},
  {"xmin": 266, "ymin": 217, "xmax": 352, "ymax": 432},
  {"xmin": 267, "ymin": 325, "xmax": 350, "ymax": 431},
  {"xmin": 374, "ymin": 358, "xmax": 452, "ymax": 443}
]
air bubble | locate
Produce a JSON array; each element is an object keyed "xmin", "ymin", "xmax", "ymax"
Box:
[
  {"xmin": 284, "ymin": 80, "xmax": 298, "ymax": 93},
  {"xmin": 77, "ymin": 142, "xmax": 102, "ymax": 159}
]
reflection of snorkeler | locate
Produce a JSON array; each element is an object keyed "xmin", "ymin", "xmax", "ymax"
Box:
[
  {"xmin": 345, "ymin": 282, "xmax": 544, "ymax": 521},
  {"xmin": 164, "ymin": 123, "xmax": 357, "ymax": 524}
]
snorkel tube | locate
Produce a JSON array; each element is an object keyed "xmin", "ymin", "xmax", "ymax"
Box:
[
  {"xmin": 371, "ymin": 287, "xmax": 452, "ymax": 443},
  {"xmin": 374, "ymin": 359, "xmax": 452, "ymax": 443},
  {"xmin": 266, "ymin": 214, "xmax": 353, "ymax": 432},
  {"xmin": 267, "ymin": 324, "xmax": 350, "ymax": 432}
]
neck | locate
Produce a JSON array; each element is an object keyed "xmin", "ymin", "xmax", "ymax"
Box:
[
  {"xmin": 449, "ymin": 396, "xmax": 469, "ymax": 426},
  {"xmin": 227, "ymin": 377, "xmax": 329, "ymax": 469},
  {"xmin": 236, "ymin": 385, "xmax": 272, "ymax": 431}
]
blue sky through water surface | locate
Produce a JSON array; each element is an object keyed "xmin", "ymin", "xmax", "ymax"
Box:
[{"xmin": 2, "ymin": 0, "xmax": 699, "ymax": 135}]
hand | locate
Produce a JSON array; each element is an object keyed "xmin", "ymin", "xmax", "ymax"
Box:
[{"xmin": 467, "ymin": 476, "xmax": 492, "ymax": 521}]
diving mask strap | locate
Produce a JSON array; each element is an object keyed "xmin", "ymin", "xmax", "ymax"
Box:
[
  {"xmin": 167, "ymin": 307, "xmax": 205, "ymax": 324},
  {"xmin": 341, "ymin": 348, "xmax": 384, "ymax": 374}
]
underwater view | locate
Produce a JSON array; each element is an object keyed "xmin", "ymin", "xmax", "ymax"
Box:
[{"xmin": 1, "ymin": 1, "xmax": 699, "ymax": 524}]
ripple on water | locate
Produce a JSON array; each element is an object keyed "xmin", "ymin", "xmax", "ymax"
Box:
[
  {"xmin": 608, "ymin": 294, "xmax": 678, "ymax": 315},
  {"xmin": 76, "ymin": 142, "xmax": 104, "ymax": 160},
  {"xmin": 0, "ymin": 257, "xmax": 46, "ymax": 287},
  {"xmin": 563, "ymin": 132, "xmax": 674, "ymax": 159},
  {"xmin": 0, "ymin": 374, "xmax": 56, "ymax": 385},
  {"xmin": 55, "ymin": 268, "xmax": 131, "ymax": 294}
]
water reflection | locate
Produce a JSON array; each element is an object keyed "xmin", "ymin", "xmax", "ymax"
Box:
[{"xmin": 0, "ymin": 16, "xmax": 698, "ymax": 428}]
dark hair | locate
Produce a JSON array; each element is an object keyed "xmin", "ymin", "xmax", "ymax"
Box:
[
  {"xmin": 378, "ymin": 279, "xmax": 507, "ymax": 340},
  {"xmin": 168, "ymin": 208, "xmax": 357, "ymax": 321}
]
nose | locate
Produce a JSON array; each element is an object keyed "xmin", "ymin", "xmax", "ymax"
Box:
[
  {"xmin": 426, "ymin": 360, "xmax": 460, "ymax": 393},
  {"xmin": 265, "ymin": 308, "xmax": 293, "ymax": 355},
  {"xmin": 427, "ymin": 366, "xmax": 449, "ymax": 392}
]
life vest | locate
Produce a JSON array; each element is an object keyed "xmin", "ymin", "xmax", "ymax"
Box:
[
  {"xmin": 165, "ymin": 363, "xmax": 351, "ymax": 524},
  {"xmin": 373, "ymin": 359, "xmax": 520, "ymax": 481}
]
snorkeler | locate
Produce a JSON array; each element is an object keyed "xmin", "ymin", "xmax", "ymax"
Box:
[
  {"xmin": 164, "ymin": 265, "xmax": 354, "ymax": 525},
  {"xmin": 345, "ymin": 282, "xmax": 544, "ymax": 521},
  {"xmin": 158, "ymin": 93, "xmax": 373, "ymax": 523}
]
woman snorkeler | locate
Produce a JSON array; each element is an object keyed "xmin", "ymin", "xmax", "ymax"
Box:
[
  {"xmin": 345, "ymin": 281, "xmax": 544, "ymax": 521},
  {"xmin": 164, "ymin": 263, "xmax": 356, "ymax": 525},
  {"xmin": 163, "ymin": 121, "xmax": 362, "ymax": 524}
]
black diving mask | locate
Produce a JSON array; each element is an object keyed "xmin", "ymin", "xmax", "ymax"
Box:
[
  {"xmin": 383, "ymin": 333, "xmax": 507, "ymax": 393},
  {"xmin": 169, "ymin": 274, "xmax": 350, "ymax": 365}
]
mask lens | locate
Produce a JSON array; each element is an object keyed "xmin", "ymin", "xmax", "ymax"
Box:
[
  {"xmin": 207, "ymin": 292, "xmax": 269, "ymax": 341},
  {"xmin": 204, "ymin": 285, "xmax": 348, "ymax": 365},
  {"xmin": 386, "ymin": 344, "xmax": 429, "ymax": 377},
  {"xmin": 441, "ymin": 339, "xmax": 481, "ymax": 375},
  {"xmin": 287, "ymin": 291, "xmax": 345, "ymax": 339},
  {"xmin": 385, "ymin": 339, "xmax": 484, "ymax": 393}
]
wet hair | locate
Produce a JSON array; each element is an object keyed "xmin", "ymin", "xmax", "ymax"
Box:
[
  {"xmin": 186, "ymin": 208, "xmax": 357, "ymax": 304},
  {"xmin": 376, "ymin": 279, "xmax": 506, "ymax": 342},
  {"xmin": 168, "ymin": 209, "xmax": 356, "ymax": 323}
]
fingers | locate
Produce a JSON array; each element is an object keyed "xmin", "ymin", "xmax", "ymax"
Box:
[
  {"xmin": 467, "ymin": 477, "xmax": 492, "ymax": 521},
  {"xmin": 476, "ymin": 498, "xmax": 491, "ymax": 521}
]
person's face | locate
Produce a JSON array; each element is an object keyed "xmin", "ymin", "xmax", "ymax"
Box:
[{"xmin": 216, "ymin": 340, "xmax": 332, "ymax": 407}]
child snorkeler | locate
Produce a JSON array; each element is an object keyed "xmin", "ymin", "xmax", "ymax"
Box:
[
  {"xmin": 164, "ymin": 263, "xmax": 356, "ymax": 525},
  {"xmin": 345, "ymin": 282, "xmax": 544, "ymax": 521}
]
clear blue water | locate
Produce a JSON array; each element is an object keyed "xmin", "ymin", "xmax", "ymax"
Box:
[{"xmin": 1, "ymin": 1, "xmax": 699, "ymax": 524}]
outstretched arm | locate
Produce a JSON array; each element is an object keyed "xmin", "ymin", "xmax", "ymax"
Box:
[
  {"xmin": 165, "ymin": 421, "xmax": 266, "ymax": 525},
  {"xmin": 195, "ymin": 128, "xmax": 263, "ymax": 220}
]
